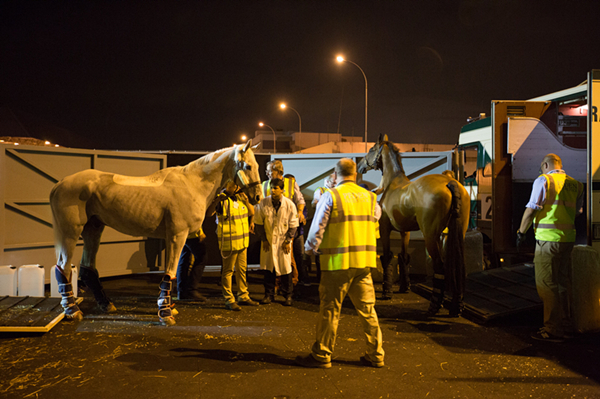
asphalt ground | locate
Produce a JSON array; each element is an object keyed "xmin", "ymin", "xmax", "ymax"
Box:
[{"xmin": 2, "ymin": 271, "xmax": 600, "ymax": 399}]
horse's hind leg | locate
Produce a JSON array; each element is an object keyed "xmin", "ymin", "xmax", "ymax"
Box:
[
  {"xmin": 79, "ymin": 217, "xmax": 116, "ymax": 313},
  {"xmin": 425, "ymin": 236, "xmax": 445, "ymax": 316}
]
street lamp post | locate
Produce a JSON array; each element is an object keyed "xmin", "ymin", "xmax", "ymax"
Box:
[
  {"xmin": 259, "ymin": 122, "xmax": 276, "ymax": 154},
  {"xmin": 336, "ymin": 55, "xmax": 368, "ymax": 152},
  {"xmin": 279, "ymin": 103, "xmax": 302, "ymax": 133}
]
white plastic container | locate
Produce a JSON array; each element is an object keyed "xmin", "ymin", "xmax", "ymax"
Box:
[
  {"xmin": 17, "ymin": 264, "xmax": 45, "ymax": 297},
  {"xmin": 0, "ymin": 265, "xmax": 18, "ymax": 296},
  {"xmin": 50, "ymin": 265, "xmax": 78, "ymax": 298}
]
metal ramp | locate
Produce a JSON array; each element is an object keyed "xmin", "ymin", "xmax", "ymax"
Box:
[
  {"xmin": 413, "ymin": 264, "xmax": 542, "ymax": 322},
  {"xmin": 0, "ymin": 296, "xmax": 83, "ymax": 333}
]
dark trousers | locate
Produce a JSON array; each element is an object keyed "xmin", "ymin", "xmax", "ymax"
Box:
[
  {"xmin": 293, "ymin": 234, "xmax": 311, "ymax": 284},
  {"xmin": 176, "ymin": 238, "xmax": 207, "ymax": 294},
  {"xmin": 264, "ymin": 270, "xmax": 293, "ymax": 299}
]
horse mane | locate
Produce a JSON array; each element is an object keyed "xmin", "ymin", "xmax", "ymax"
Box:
[
  {"xmin": 182, "ymin": 146, "xmax": 235, "ymax": 172},
  {"xmin": 383, "ymin": 141, "xmax": 406, "ymax": 175}
]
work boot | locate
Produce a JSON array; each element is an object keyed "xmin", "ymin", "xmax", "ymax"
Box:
[{"xmin": 260, "ymin": 295, "xmax": 273, "ymax": 305}]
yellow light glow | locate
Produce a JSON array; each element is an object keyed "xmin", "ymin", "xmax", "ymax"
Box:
[
  {"xmin": 336, "ymin": 55, "xmax": 345, "ymax": 63},
  {"xmin": 45, "ymin": 141, "xmax": 51, "ymax": 145},
  {"xmin": 55, "ymin": 144, "xmax": 59, "ymax": 147},
  {"xmin": 500, "ymin": 258, "xmax": 504, "ymax": 263},
  {"xmin": 241, "ymin": 135, "xmax": 247, "ymax": 141},
  {"xmin": 259, "ymin": 122, "xmax": 264, "ymax": 127},
  {"xmin": 14, "ymin": 143, "xmax": 19, "ymax": 146},
  {"xmin": 280, "ymin": 103, "xmax": 286, "ymax": 109}
]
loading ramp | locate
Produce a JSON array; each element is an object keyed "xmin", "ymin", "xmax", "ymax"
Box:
[{"xmin": 413, "ymin": 264, "xmax": 542, "ymax": 322}]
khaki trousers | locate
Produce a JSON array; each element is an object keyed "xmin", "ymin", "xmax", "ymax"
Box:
[
  {"xmin": 221, "ymin": 248, "xmax": 250, "ymax": 305},
  {"xmin": 311, "ymin": 268, "xmax": 384, "ymax": 363},
  {"xmin": 534, "ymin": 240, "xmax": 574, "ymax": 336}
]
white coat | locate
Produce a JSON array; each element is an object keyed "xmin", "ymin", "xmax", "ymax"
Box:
[{"xmin": 254, "ymin": 195, "xmax": 299, "ymax": 276}]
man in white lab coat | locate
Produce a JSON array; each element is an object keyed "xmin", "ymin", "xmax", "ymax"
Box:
[{"xmin": 254, "ymin": 177, "xmax": 299, "ymax": 306}]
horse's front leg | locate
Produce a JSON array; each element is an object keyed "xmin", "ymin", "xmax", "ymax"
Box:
[
  {"xmin": 158, "ymin": 232, "xmax": 187, "ymax": 326},
  {"xmin": 397, "ymin": 231, "xmax": 411, "ymax": 293},
  {"xmin": 379, "ymin": 216, "xmax": 394, "ymax": 300}
]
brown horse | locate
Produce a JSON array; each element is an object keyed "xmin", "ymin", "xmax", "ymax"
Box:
[
  {"xmin": 357, "ymin": 135, "xmax": 469, "ymax": 316},
  {"xmin": 50, "ymin": 141, "xmax": 262, "ymax": 325}
]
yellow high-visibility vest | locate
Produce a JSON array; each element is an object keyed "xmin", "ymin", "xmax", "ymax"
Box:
[
  {"xmin": 534, "ymin": 173, "xmax": 582, "ymax": 242},
  {"xmin": 216, "ymin": 196, "xmax": 249, "ymax": 251},
  {"xmin": 319, "ymin": 182, "xmax": 377, "ymax": 270},
  {"xmin": 262, "ymin": 177, "xmax": 295, "ymax": 200}
]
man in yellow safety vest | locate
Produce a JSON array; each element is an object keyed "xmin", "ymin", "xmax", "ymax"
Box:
[
  {"xmin": 517, "ymin": 153, "xmax": 583, "ymax": 342},
  {"xmin": 214, "ymin": 180, "xmax": 259, "ymax": 311},
  {"xmin": 296, "ymin": 158, "xmax": 384, "ymax": 369}
]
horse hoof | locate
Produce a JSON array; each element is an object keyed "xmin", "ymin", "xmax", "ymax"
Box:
[
  {"xmin": 160, "ymin": 316, "xmax": 176, "ymax": 326},
  {"xmin": 66, "ymin": 310, "xmax": 84, "ymax": 322},
  {"xmin": 100, "ymin": 302, "xmax": 117, "ymax": 313}
]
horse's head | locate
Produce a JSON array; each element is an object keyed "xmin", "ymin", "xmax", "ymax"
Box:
[
  {"xmin": 233, "ymin": 140, "xmax": 263, "ymax": 205},
  {"xmin": 357, "ymin": 134, "xmax": 387, "ymax": 174}
]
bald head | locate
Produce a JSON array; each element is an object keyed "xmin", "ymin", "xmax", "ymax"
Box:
[
  {"xmin": 541, "ymin": 153, "xmax": 563, "ymax": 174},
  {"xmin": 335, "ymin": 158, "xmax": 357, "ymax": 182}
]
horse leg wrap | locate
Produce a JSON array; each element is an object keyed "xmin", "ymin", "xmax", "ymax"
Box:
[
  {"xmin": 158, "ymin": 275, "xmax": 176, "ymax": 325},
  {"xmin": 55, "ymin": 267, "xmax": 83, "ymax": 320},
  {"xmin": 397, "ymin": 254, "xmax": 411, "ymax": 293},
  {"xmin": 80, "ymin": 266, "xmax": 116, "ymax": 313},
  {"xmin": 380, "ymin": 252, "xmax": 394, "ymax": 296},
  {"xmin": 427, "ymin": 273, "xmax": 445, "ymax": 315}
]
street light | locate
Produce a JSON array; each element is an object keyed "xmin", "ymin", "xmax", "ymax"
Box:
[
  {"xmin": 241, "ymin": 134, "xmax": 247, "ymax": 141},
  {"xmin": 279, "ymin": 103, "xmax": 302, "ymax": 133},
  {"xmin": 336, "ymin": 55, "xmax": 368, "ymax": 152},
  {"xmin": 259, "ymin": 122, "xmax": 276, "ymax": 154}
]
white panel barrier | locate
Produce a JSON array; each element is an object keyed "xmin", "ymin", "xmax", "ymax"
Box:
[
  {"xmin": 571, "ymin": 245, "xmax": 600, "ymax": 333},
  {"xmin": 0, "ymin": 265, "xmax": 17, "ymax": 296},
  {"xmin": 17, "ymin": 264, "xmax": 45, "ymax": 297},
  {"xmin": 50, "ymin": 265, "xmax": 78, "ymax": 298}
]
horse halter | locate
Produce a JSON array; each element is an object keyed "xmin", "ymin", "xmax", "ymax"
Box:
[
  {"xmin": 234, "ymin": 161, "xmax": 260, "ymax": 192},
  {"xmin": 364, "ymin": 142, "xmax": 385, "ymax": 171}
]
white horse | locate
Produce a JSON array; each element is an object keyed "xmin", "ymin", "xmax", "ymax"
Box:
[{"xmin": 50, "ymin": 141, "xmax": 262, "ymax": 325}]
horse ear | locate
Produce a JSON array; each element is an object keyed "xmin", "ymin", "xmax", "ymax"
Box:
[
  {"xmin": 383, "ymin": 134, "xmax": 389, "ymax": 142},
  {"xmin": 242, "ymin": 139, "xmax": 251, "ymax": 153},
  {"xmin": 377, "ymin": 134, "xmax": 383, "ymax": 143},
  {"xmin": 251, "ymin": 143, "xmax": 260, "ymax": 150}
]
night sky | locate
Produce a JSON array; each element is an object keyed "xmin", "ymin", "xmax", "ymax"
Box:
[{"xmin": 2, "ymin": 1, "xmax": 599, "ymax": 151}]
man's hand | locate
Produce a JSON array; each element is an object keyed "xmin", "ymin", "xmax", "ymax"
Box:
[
  {"xmin": 282, "ymin": 240, "xmax": 292, "ymax": 254},
  {"xmin": 249, "ymin": 222, "xmax": 255, "ymax": 234},
  {"xmin": 262, "ymin": 240, "xmax": 270, "ymax": 252},
  {"xmin": 298, "ymin": 212, "xmax": 306, "ymax": 225},
  {"xmin": 516, "ymin": 230, "xmax": 526, "ymax": 251},
  {"xmin": 305, "ymin": 248, "xmax": 314, "ymax": 256}
]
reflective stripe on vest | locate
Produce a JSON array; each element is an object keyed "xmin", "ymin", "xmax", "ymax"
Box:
[
  {"xmin": 534, "ymin": 173, "xmax": 582, "ymax": 242},
  {"xmin": 216, "ymin": 197, "xmax": 249, "ymax": 251},
  {"xmin": 319, "ymin": 182, "xmax": 377, "ymax": 270},
  {"xmin": 262, "ymin": 177, "xmax": 295, "ymax": 200}
]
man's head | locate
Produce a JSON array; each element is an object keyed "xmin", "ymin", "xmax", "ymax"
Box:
[
  {"xmin": 266, "ymin": 160, "xmax": 284, "ymax": 180},
  {"xmin": 334, "ymin": 158, "xmax": 357, "ymax": 183},
  {"xmin": 270, "ymin": 177, "xmax": 284, "ymax": 201},
  {"xmin": 324, "ymin": 173, "xmax": 336, "ymax": 189},
  {"xmin": 540, "ymin": 153, "xmax": 563, "ymax": 174}
]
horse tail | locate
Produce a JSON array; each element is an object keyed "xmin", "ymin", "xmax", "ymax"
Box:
[{"xmin": 445, "ymin": 180, "xmax": 466, "ymax": 309}]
